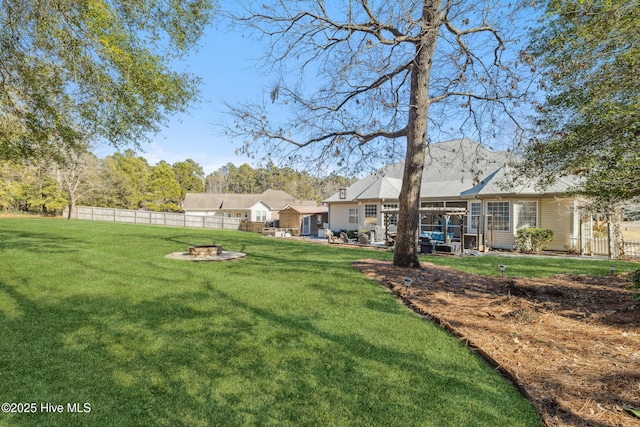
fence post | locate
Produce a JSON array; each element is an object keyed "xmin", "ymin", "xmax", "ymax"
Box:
[
  {"xmin": 578, "ymin": 216, "xmax": 583, "ymax": 255},
  {"xmin": 607, "ymin": 214, "xmax": 612, "ymax": 260}
]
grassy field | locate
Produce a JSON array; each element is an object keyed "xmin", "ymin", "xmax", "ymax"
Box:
[{"xmin": 0, "ymin": 218, "xmax": 540, "ymax": 426}]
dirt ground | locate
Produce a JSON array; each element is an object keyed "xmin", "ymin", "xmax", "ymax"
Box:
[{"xmin": 353, "ymin": 259, "xmax": 640, "ymax": 427}]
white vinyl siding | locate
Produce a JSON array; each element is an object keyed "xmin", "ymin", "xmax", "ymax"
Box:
[{"xmin": 539, "ymin": 198, "xmax": 578, "ymax": 251}]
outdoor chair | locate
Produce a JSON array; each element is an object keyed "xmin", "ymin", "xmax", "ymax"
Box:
[{"xmin": 340, "ymin": 232, "xmax": 356, "ymax": 244}]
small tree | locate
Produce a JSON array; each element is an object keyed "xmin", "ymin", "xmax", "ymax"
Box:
[
  {"xmin": 516, "ymin": 0, "xmax": 639, "ymax": 208},
  {"xmin": 628, "ymin": 270, "xmax": 640, "ymax": 301},
  {"xmin": 146, "ymin": 161, "xmax": 181, "ymax": 212},
  {"xmin": 54, "ymin": 147, "xmax": 101, "ymax": 219},
  {"xmin": 172, "ymin": 159, "xmax": 205, "ymax": 207},
  {"xmin": 1, "ymin": 0, "xmax": 216, "ymax": 160}
]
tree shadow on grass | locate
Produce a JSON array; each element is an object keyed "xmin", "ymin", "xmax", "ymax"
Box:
[
  {"xmin": 0, "ymin": 275, "xmax": 539, "ymax": 427},
  {"xmin": 0, "ymin": 229, "xmax": 80, "ymax": 254}
]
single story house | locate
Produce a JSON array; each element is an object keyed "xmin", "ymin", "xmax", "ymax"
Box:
[
  {"xmin": 183, "ymin": 189, "xmax": 316, "ymax": 223},
  {"xmin": 278, "ymin": 205, "xmax": 329, "ymax": 236},
  {"xmin": 324, "ymin": 138, "xmax": 579, "ymax": 251}
]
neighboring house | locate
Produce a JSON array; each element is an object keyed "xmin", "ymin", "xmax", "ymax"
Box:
[
  {"xmin": 325, "ymin": 138, "xmax": 579, "ymax": 251},
  {"xmin": 279, "ymin": 205, "xmax": 329, "ymax": 236},
  {"xmin": 183, "ymin": 189, "xmax": 316, "ymax": 223}
]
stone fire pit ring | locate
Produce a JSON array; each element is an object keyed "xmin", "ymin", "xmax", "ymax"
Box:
[{"xmin": 166, "ymin": 245, "xmax": 246, "ymax": 262}]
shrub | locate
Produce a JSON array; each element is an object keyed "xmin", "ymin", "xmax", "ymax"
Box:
[
  {"xmin": 628, "ymin": 270, "xmax": 640, "ymax": 300},
  {"xmin": 516, "ymin": 228, "xmax": 554, "ymax": 253}
]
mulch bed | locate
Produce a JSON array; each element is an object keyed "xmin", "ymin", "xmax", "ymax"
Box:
[{"xmin": 353, "ymin": 259, "xmax": 640, "ymax": 427}]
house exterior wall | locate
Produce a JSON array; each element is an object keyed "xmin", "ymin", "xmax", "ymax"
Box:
[
  {"xmin": 329, "ymin": 203, "xmax": 360, "ymax": 231},
  {"xmin": 249, "ymin": 202, "xmax": 272, "ymax": 222},
  {"xmin": 219, "ymin": 209, "xmax": 249, "ymax": 219},
  {"xmin": 539, "ymin": 197, "xmax": 577, "ymax": 251},
  {"xmin": 328, "ymin": 196, "xmax": 578, "ymax": 251},
  {"xmin": 480, "ymin": 198, "xmax": 516, "ymax": 250},
  {"xmin": 478, "ymin": 196, "xmax": 577, "ymax": 251},
  {"xmin": 184, "ymin": 210, "xmax": 219, "ymax": 216}
]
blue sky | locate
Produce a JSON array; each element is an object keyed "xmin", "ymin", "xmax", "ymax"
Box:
[
  {"xmin": 94, "ymin": 3, "xmax": 537, "ymax": 177},
  {"xmin": 95, "ymin": 24, "xmax": 269, "ymax": 175}
]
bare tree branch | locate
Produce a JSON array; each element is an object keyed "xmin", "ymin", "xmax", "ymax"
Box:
[{"xmin": 219, "ymin": 0, "xmax": 534, "ymax": 267}]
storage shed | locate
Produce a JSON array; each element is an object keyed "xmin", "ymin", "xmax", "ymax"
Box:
[{"xmin": 279, "ymin": 205, "xmax": 329, "ymax": 236}]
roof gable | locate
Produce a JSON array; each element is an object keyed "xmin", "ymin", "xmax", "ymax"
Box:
[
  {"xmin": 281, "ymin": 205, "xmax": 329, "ymax": 214},
  {"xmin": 325, "ymin": 138, "xmax": 572, "ymax": 202}
]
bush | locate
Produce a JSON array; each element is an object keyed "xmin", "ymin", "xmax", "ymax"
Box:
[
  {"xmin": 628, "ymin": 270, "xmax": 640, "ymax": 300},
  {"xmin": 516, "ymin": 228, "xmax": 554, "ymax": 253}
]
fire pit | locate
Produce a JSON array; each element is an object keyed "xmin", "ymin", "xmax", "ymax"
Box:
[
  {"xmin": 166, "ymin": 244, "xmax": 246, "ymax": 262},
  {"xmin": 188, "ymin": 245, "xmax": 223, "ymax": 256}
]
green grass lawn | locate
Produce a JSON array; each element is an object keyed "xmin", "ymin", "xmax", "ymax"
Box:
[
  {"xmin": 421, "ymin": 250, "xmax": 638, "ymax": 277},
  {"xmin": 0, "ymin": 218, "xmax": 540, "ymax": 426}
]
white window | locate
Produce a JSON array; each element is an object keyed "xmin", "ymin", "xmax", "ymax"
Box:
[
  {"xmin": 469, "ymin": 202, "xmax": 482, "ymax": 231},
  {"xmin": 487, "ymin": 201, "xmax": 510, "ymax": 231},
  {"xmin": 255, "ymin": 211, "xmax": 266, "ymax": 221},
  {"xmin": 515, "ymin": 201, "xmax": 538, "ymax": 230},
  {"xmin": 364, "ymin": 204, "xmax": 377, "ymax": 226},
  {"xmin": 348, "ymin": 208, "xmax": 359, "ymax": 224},
  {"xmin": 383, "ymin": 203, "xmax": 398, "ymax": 226}
]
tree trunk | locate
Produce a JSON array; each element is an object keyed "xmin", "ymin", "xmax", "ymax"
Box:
[
  {"xmin": 67, "ymin": 198, "xmax": 76, "ymax": 219},
  {"xmin": 393, "ymin": 2, "xmax": 441, "ymax": 268}
]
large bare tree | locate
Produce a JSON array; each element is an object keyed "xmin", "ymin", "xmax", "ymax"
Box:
[{"xmin": 223, "ymin": 1, "xmax": 532, "ymax": 268}]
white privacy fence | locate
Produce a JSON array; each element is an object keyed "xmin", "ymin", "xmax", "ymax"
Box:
[
  {"xmin": 66, "ymin": 206, "xmax": 242, "ymax": 230},
  {"xmin": 570, "ymin": 236, "xmax": 640, "ymax": 258}
]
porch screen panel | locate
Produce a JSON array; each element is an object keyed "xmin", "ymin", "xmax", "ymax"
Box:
[
  {"xmin": 364, "ymin": 204, "xmax": 377, "ymax": 226},
  {"xmin": 470, "ymin": 202, "xmax": 481, "ymax": 231}
]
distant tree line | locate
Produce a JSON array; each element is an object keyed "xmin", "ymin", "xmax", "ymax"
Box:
[
  {"xmin": 0, "ymin": 150, "xmax": 353, "ymax": 216},
  {"xmin": 203, "ymin": 162, "xmax": 353, "ymax": 202}
]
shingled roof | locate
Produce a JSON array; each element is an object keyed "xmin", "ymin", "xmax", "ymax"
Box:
[
  {"xmin": 184, "ymin": 189, "xmax": 316, "ymax": 211},
  {"xmin": 325, "ymin": 138, "xmax": 573, "ymax": 202}
]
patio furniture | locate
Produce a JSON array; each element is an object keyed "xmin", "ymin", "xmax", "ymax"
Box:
[{"xmin": 340, "ymin": 232, "xmax": 356, "ymax": 244}]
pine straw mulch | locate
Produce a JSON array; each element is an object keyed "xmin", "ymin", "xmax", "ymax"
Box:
[{"xmin": 352, "ymin": 259, "xmax": 640, "ymax": 427}]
